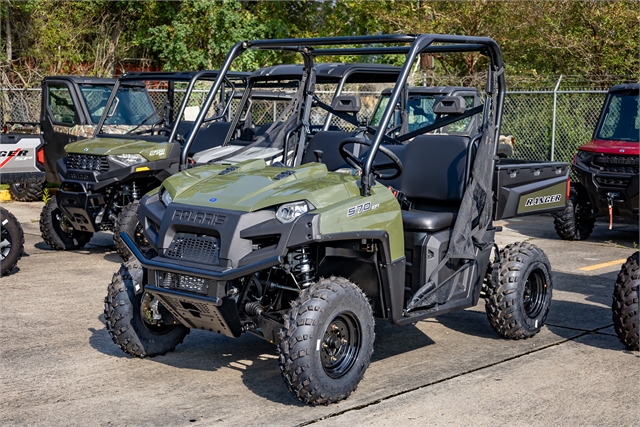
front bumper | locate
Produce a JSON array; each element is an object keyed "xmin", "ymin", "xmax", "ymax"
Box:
[
  {"xmin": 573, "ymin": 161, "xmax": 639, "ymax": 218},
  {"xmin": 55, "ymin": 181, "xmax": 101, "ymax": 233}
]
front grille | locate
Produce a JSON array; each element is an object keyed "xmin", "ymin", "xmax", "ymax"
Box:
[
  {"xmin": 67, "ymin": 154, "xmax": 109, "ymax": 172},
  {"xmin": 165, "ymin": 233, "xmax": 220, "ymax": 264},
  {"xmin": 595, "ymin": 176, "xmax": 631, "ymax": 188},
  {"xmin": 157, "ymin": 271, "xmax": 208, "ymax": 294},
  {"xmin": 592, "ymin": 154, "xmax": 639, "ymax": 175}
]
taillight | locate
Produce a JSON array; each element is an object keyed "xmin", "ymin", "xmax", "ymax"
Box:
[
  {"xmin": 2, "ymin": 125, "xmax": 6, "ymax": 134},
  {"xmin": 566, "ymin": 179, "xmax": 571, "ymax": 199},
  {"xmin": 37, "ymin": 147, "xmax": 45, "ymax": 166}
]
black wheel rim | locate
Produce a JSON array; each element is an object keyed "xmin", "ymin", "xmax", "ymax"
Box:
[
  {"xmin": 0, "ymin": 222, "xmax": 12, "ymax": 261},
  {"xmin": 523, "ymin": 268, "xmax": 547, "ymax": 318},
  {"xmin": 139, "ymin": 293, "xmax": 176, "ymax": 334},
  {"xmin": 52, "ymin": 208, "xmax": 77, "ymax": 239},
  {"xmin": 321, "ymin": 312, "xmax": 361, "ymax": 379}
]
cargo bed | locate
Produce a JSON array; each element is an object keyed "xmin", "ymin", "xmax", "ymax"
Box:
[{"xmin": 493, "ymin": 159, "xmax": 570, "ymax": 220}]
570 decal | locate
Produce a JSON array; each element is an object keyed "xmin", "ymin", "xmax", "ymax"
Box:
[
  {"xmin": 347, "ymin": 202, "xmax": 380, "ymax": 217},
  {"xmin": 524, "ymin": 194, "xmax": 562, "ymax": 207}
]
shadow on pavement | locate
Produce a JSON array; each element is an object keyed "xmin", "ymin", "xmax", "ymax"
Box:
[
  {"xmin": 88, "ymin": 316, "xmax": 438, "ymax": 406},
  {"xmin": 502, "ymin": 215, "xmax": 638, "ymax": 248},
  {"xmin": 85, "ymin": 260, "xmax": 633, "ymax": 405}
]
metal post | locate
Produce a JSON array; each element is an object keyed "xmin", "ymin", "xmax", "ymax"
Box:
[{"xmin": 550, "ymin": 74, "xmax": 563, "ymax": 161}]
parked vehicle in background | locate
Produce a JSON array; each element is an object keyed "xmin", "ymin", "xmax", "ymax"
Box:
[
  {"xmin": 0, "ymin": 207, "xmax": 24, "ymax": 276},
  {"xmin": 1, "ymin": 76, "xmax": 116, "ymax": 201},
  {"xmin": 612, "ymin": 252, "xmax": 639, "ymax": 351},
  {"xmin": 107, "ymin": 34, "xmax": 569, "ymax": 405},
  {"xmin": 554, "ymin": 83, "xmax": 639, "ymax": 240},
  {"xmin": 39, "ymin": 70, "xmax": 248, "ymax": 256}
]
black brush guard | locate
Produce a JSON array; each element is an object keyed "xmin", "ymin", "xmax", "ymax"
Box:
[{"xmin": 121, "ymin": 232, "xmax": 282, "ymax": 338}]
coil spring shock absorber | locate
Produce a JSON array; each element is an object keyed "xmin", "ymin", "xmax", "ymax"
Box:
[
  {"xmin": 291, "ymin": 246, "xmax": 314, "ymax": 287},
  {"xmin": 132, "ymin": 181, "xmax": 140, "ymax": 200}
]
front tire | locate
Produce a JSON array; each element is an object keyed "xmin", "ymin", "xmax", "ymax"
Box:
[
  {"xmin": 612, "ymin": 252, "xmax": 639, "ymax": 351},
  {"xmin": 278, "ymin": 276, "xmax": 375, "ymax": 405},
  {"xmin": 553, "ymin": 187, "xmax": 595, "ymax": 240},
  {"xmin": 8, "ymin": 177, "xmax": 45, "ymax": 202},
  {"xmin": 113, "ymin": 201, "xmax": 155, "ymax": 261},
  {"xmin": 485, "ymin": 242, "xmax": 553, "ymax": 339},
  {"xmin": 39, "ymin": 198, "xmax": 93, "ymax": 250},
  {"xmin": 0, "ymin": 207, "xmax": 24, "ymax": 276},
  {"xmin": 104, "ymin": 261, "xmax": 189, "ymax": 357}
]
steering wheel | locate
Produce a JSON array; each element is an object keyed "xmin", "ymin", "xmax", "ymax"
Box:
[
  {"xmin": 151, "ymin": 123, "xmax": 171, "ymax": 136},
  {"xmin": 339, "ymin": 137, "xmax": 403, "ymax": 180}
]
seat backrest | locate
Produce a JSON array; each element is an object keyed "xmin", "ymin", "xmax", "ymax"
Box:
[
  {"xmin": 379, "ymin": 134, "xmax": 472, "ymax": 206},
  {"xmin": 301, "ymin": 131, "xmax": 353, "ymax": 170},
  {"xmin": 187, "ymin": 122, "xmax": 232, "ymax": 156}
]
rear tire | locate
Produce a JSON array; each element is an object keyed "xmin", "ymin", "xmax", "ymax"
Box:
[
  {"xmin": 278, "ymin": 276, "xmax": 375, "ymax": 405},
  {"xmin": 1, "ymin": 207, "xmax": 24, "ymax": 276},
  {"xmin": 104, "ymin": 261, "xmax": 189, "ymax": 357},
  {"xmin": 612, "ymin": 252, "xmax": 639, "ymax": 351},
  {"xmin": 113, "ymin": 201, "xmax": 155, "ymax": 261},
  {"xmin": 553, "ymin": 187, "xmax": 595, "ymax": 240},
  {"xmin": 485, "ymin": 242, "xmax": 553, "ymax": 339},
  {"xmin": 39, "ymin": 198, "xmax": 93, "ymax": 250},
  {"xmin": 8, "ymin": 177, "xmax": 45, "ymax": 202}
]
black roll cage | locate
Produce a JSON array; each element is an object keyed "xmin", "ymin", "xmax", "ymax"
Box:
[
  {"xmin": 93, "ymin": 70, "xmax": 249, "ymax": 144},
  {"xmin": 184, "ymin": 35, "xmax": 506, "ymax": 192}
]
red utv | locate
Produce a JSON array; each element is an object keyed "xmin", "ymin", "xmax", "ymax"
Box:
[{"xmin": 554, "ymin": 83, "xmax": 639, "ymax": 240}]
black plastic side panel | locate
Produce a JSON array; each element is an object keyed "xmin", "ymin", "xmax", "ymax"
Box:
[{"xmin": 493, "ymin": 160, "xmax": 569, "ymax": 220}]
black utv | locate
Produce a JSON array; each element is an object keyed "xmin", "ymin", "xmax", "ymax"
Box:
[{"xmin": 107, "ymin": 35, "xmax": 569, "ymax": 405}]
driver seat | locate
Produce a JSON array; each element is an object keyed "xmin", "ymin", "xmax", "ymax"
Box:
[{"xmin": 379, "ymin": 134, "xmax": 473, "ymax": 232}]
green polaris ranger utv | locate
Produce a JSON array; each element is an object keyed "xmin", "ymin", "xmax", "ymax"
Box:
[{"xmin": 106, "ymin": 35, "xmax": 570, "ymax": 405}]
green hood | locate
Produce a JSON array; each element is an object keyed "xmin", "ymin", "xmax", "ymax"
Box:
[
  {"xmin": 65, "ymin": 137, "xmax": 173, "ymax": 161},
  {"xmin": 163, "ymin": 159, "xmax": 362, "ymax": 212},
  {"xmin": 162, "ymin": 159, "xmax": 405, "ymax": 261}
]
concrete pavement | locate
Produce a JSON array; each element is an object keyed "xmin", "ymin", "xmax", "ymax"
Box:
[{"xmin": 1, "ymin": 200, "xmax": 638, "ymax": 426}]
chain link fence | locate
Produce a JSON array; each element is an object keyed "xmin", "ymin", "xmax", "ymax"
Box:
[{"xmin": 1, "ymin": 85, "xmax": 607, "ymax": 164}]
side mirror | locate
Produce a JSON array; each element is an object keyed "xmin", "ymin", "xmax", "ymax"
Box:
[
  {"xmin": 331, "ymin": 95, "xmax": 361, "ymax": 113},
  {"xmin": 432, "ymin": 96, "xmax": 465, "ymax": 115}
]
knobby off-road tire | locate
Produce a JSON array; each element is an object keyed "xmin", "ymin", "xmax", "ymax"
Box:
[
  {"xmin": 104, "ymin": 261, "xmax": 189, "ymax": 357},
  {"xmin": 278, "ymin": 276, "xmax": 375, "ymax": 405},
  {"xmin": 8, "ymin": 176, "xmax": 45, "ymax": 202},
  {"xmin": 39, "ymin": 198, "xmax": 93, "ymax": 250},
  {"xmin": 553, "ymin": 187, "xmax": 595, "ymax": 240},
  {"xmin": 0, "ymin": 207, "xmax": 24, "ymax": 276},
  {"xmin": 612, "ymin": 252, "xmax": 639, "ymax": 351},
  {"xmin": 485, "ymin": 242, "xmax": 553, "ymax": 339},
  {"xmin": 113, "ymin": 201, "xmax": 155, "ymax": 261}
]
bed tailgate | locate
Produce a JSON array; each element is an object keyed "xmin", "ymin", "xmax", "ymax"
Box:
[{"xmin": 493, "ymin": 160, "xmax": 570, "ymax": 220}]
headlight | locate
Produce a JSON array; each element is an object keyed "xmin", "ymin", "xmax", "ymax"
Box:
[
  {"xmin": 160, "ymin": 187, "xmax": 172, "ymax": 206},
  {"xmin": 108, "ymin": 153, "xmax": 147, "ymax": 167},
  {"xmin": 576, "ymin": 150, "xmax": 591, "ymax": 161},
  {"xmin": 276, "ymin": 201, "xmax": 310, "ymax": 224}
]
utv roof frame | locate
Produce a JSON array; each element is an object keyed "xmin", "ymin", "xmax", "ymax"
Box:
[
  {"xmin": 186, "ymin": 34, "xmax": 506, "ymax": 190},
  {"xmin": 94, "ymin": 70, "xmax": 250, "ymax": 141}
]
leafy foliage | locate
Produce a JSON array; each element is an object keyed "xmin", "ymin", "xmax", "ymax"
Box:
[{"xmin": 1, "ymin": 0, "xmax": 638, "ymax": 87}]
